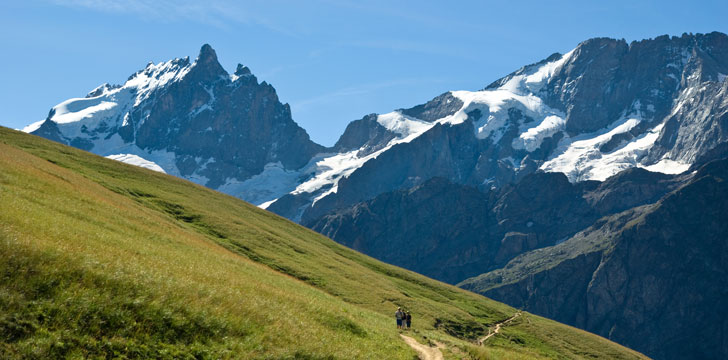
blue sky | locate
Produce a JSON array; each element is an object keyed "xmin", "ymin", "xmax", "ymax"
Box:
[{"xmin": 1, "ymin": 0, "xmax": 727, "ymax": 146}]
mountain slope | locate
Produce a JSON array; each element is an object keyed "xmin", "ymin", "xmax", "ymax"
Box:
[
  {"xmin": 311, "ymin": 168, "xmax": 686, "ymax": 284},
  {"xmin": 459, "ymin": 159, "xmax": 728, "ymax": 360},
  {"xmin": 309, "ymin": 177, "xmax": 497, "ymax": 284},
  {"xmin": 0, "ymin": 126, "xmax": 647, "ymax": 359}
]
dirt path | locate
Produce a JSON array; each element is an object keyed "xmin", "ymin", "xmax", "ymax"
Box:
[
  {"xmin": 401, "ymin": 334, "xmax": 444, "ymax": 360},
  {"xmin": 478, "ymin": 312, "xmax": 521, "ymax": 345}
]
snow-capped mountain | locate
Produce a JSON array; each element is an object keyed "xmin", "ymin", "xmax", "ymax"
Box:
[
  {"xmin": 26, "ymin": 33, "xmax": 728, "ymax": 223},
  {"xmin": 270, "ymin": 32, "xmax": 728, "ymax": 222},
  {"xmin": 27, "ymin": 44, "xmax": 323, "ymax": 206}
]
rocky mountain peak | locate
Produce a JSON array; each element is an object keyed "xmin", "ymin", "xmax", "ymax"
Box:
[
  {"xmin": 85, "ymin": 83, "xmax": 121, "ymax": 98},
  {"xmin": 27, "ymin": 44, "xmax": 325, "ymax": 203},
  {"xmin": 332, "ymin": 113, "xmax": 393, "ymax": 154},
  {"xmin": 189, "ymin": 44, "xmax": 227, "ymax": 80},
  {"xmin": 234, "ymin": 63, "xmax": 252, "ymax": 77},
  {"xmin": 198, "ymin": 43, "xmax": 218, "ymax": 64},
  {"xmin": 534, "ymin": 32, "xmax": 728, "ymax": 135}
]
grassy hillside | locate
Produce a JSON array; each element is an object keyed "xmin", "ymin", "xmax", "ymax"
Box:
[{"xmin": 0, "ymin": 127, "xmax": 647, "ymax": 359}]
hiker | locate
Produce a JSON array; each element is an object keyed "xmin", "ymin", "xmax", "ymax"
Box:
[
  {"xmin": 395, "ymin": 307, "xmax": 404, "ymax": 329},
  {"xmin": 406, "ymin": 311, "xmax": 412, "ymax": 329}
]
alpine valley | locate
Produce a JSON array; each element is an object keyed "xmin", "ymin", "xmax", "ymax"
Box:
[{"xmin": 24, "ymin": 32, "xmax": 728, "ymax": 359}]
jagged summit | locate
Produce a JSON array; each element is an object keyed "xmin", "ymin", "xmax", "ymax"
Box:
[
  {"xmin": 191, "ymin": 43, "xmax": 227, "ymax": 79},
  {"xmin": 198, "ymin": 43, "xmax": 217, "ymax": 62},
  {"xmin": 26, "ymin": 44, "xmax": 324, "ymax": 203},
  {"xmin": 234, "ymin": 63, "xmax": 252, "ymax": 77},
  {"xmin": 85, "ymin": 83, "xmax": 121, "ymax": 98}
]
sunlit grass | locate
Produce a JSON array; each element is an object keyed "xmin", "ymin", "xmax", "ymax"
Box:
[{"xmin": 0, "ymin": 127, "xmax": 647, "ymax": 359}]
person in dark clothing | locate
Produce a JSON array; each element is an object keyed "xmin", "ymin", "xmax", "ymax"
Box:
[
  {"xmin": 406, "ymin": 311, "xmax": 412, "ymax": 329},
  {"xmin": 395, "ymin": 307, "xmax": 404, "ymax": 329}
]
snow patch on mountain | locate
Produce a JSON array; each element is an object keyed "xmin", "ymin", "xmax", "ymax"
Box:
[
  {"xmin": 72, "ymin": 130, "xmax": 179, "ymax": 170},
  {"xmin": 284, "ymin": 113, "xmax": 439, "ymax": 209},
  {"xmin": 52, "ymin": 97, "xmax": 118, "ymax": 124},
  {"xmin": 190, "ymin": 85, "xmax": 216, "ymax": 117},
  {"xmin": 449, "ymin": 89, "xmax": 565, "ymax": 146},
  {"xmin": 105, "ymin": 154, "xmax": 166, "ymax": 173},
  {"xmin": 28, "ymin": 56, "xmax": 193, "ymax": 146},
  {"xmin": 502, "ymin": 50, "xmax": 575, "ymax": 94},
  {"xmin": 642, "ymin": 158, "xmax": 691, "ymax": 174},
  {"xmin": 444, "ymin": 52, "xmax": 572, "ymax": 146},
  {"xmin": 512, "ymin": 115, "xmax": 566, "ymax": 152},
  {"xmin": 218, "ymin": 162, "xmax": 301, "ymax": 207},
  {"xmin": 126, "ymin": 58, "xmax": 191, "ymax": 106},
  {"xmin": 22, "ymin": 120, "xmax": 45, "ymax": 133},
  {"xmin": 539, "ymin": 118, "xmax": 684, "ymax": 181},
  {"xmin": 376, "ymin": 111, "xmax": 431, "ymax": 138},
  {"xmin": 445, "ymin": 49, "xmax": 694, "ymax": 182}
]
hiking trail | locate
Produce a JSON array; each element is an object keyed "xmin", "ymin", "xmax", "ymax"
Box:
[
  {"xmin": 401, "ymin": 334, "xmax": 444, "ymax": 360},
  {"xmin": 478, "ymin": 312, "xmax": 521, "ymax": 345}
]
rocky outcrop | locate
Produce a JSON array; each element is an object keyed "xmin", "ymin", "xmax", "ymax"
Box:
[
  {"xmin": 333, "ymin": 113, "xmax": 397, "ymax": 156},
  {"xmin": 649, "ymin": 72, "xmax": 728, "ymax": 164},
  {"xmin": 399, "ymin": 92, "xmax": 464, "ymax": 122}
]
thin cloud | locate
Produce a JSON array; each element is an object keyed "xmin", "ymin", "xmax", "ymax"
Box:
[
  {"xmin": 342, "ymin": 39, "xmax": 473, "ymax": 59},
  {"xmin": 257, "ymin": 62, "xmax": 310, "ymax": 80},
  {"xmin": 316, "ymin": 0, "xmax": 486, "ymax": 32},
  {"xmin": 49, "ymin": 0, "xmax": 300, "ymax": 36},
  {"xmin": 291, "ymin": 77, "xmax": 450, "ymax": 110},
  {"xmin": 51, "ymin": 0, "xmax": 221, "ymax": 21}
]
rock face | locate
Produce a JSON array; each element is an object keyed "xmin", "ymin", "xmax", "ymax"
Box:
[
  {"xmin": 310, "ymin": 177, "xmax": 497, "ymax": 284},
  {"xmin": 332, "ymin": 113, "xmax": 397, "ymax": 155},
  {"xmin": 311, "ymin": 167, "xmax": 686, "ymax": 284},
  {"xmin": 28, "ymin": 44, "xmax": 323, "ymax": 203},
  {"xmin": 459, "ymin": 159, "xmax": 728, "ymax": 360}
]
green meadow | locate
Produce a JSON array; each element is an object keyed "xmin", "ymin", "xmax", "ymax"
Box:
[{"xmin": 0, "ymin": 127, "xmax": 647, "ymax": 359}]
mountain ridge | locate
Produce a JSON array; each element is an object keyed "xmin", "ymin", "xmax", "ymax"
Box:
[
  {"xmin": 26, "ymin": 33, "xmax": 728, "ymax": 220},
  {"xmin": 267, "ymin": 31, "xmax": 728, "ymax": 221}
]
